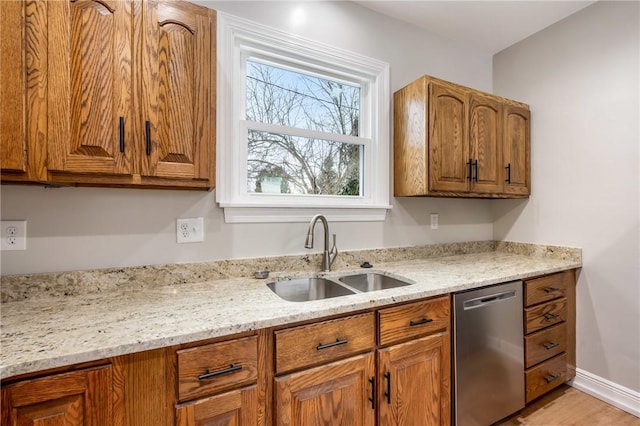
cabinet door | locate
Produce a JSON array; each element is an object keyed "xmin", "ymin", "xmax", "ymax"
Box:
[
  {"xmin": 469, "ymin": 93, "xmax": 503, "ymax": 194},
  {"xmin": 275, "ymin": 353, "xmax": 376, "ymax": 426},
  {"xmin": 428, "ymin": 81, "xmax": 468, "ymax": 193},
  {"xmin": 140, "ymin": 0, "xmax": 214, "ymax": 184},
  {"xmin": 503, "ymin": 104, "xmax": 530, "ymax": 196},
  {"xmin": 176, "ymin": 386, "xmax": 257, "ymax": 426},
  {"xmin": 1, "ymin": 365, "xmax": 112, "ymax": 426},
  {"xmin": 47, "ymin": 0, "xmax": 133, "ymax": 175},
  {"xmin": 0, "ymin": 0, "xmax": 47, "ymax": 181},
  {"xmin": 378, "ymin": 333, "xmax": 450, "ymax": 426}
]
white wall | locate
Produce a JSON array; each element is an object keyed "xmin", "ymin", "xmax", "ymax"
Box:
[
  {"xmin": 493, "ymin": 1, "xmax": 639, "ymax": 392},
  {"xmin": 0, "ymin": 1, "xmax": 494, "ymax": 276}
]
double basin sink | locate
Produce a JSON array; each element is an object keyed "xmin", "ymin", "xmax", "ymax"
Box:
[{"xmin": 267, "ymin": 272, "xmax": 414, "ymax": 302}]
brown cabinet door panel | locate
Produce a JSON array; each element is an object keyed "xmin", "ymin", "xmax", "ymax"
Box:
[
  {"xmin": 469, "ymin": 93, "xmax": 502, "ymax": 194},
  {"xmin": 275, "ymin": 353, "xmax": 376, "ymax": 426},
  {"xmin": 503, "ymin": 104, "xmax": 530, "ymax": 195},
  {"xmin": 176, "ymin": 386, "xmax": 258, "ymax": 426},
  {"xmin": 428, "ymin": 81, "xmax": 469, "ymax": 193},
  {"xmin": 141, "ymin": 0, "xmax": 213, "ymax": 181},
  {"xmin": 47, "ymin": 0, "xmax": 133, "ymax": 175}
]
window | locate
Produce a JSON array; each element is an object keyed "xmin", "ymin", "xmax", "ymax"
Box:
[{"xmin": 217, "ymin": 14, "xmax": 391, "ymax": 223}]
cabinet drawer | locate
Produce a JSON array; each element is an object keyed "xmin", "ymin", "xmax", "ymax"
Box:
[
  {"xmin": 378, "ymin": 296, "xmax": 449, "ymax": 346},
  {"xmin": 525, "ymin": 323, "xmax": 567, "ymax": 368},
  {"xmin": 525, "ymin": 353, "xmax": 568, "ymax": 403},
  {"xmin": 525, "ymin": 271, "xmax": 571, "ymax": 307},
  {"xmin": 525, "ymin": 297, "xmax": 567, "ymax": 334},
  {"xmin": 177, "ymin": 336, "xmax": 258, "ymax": 402},
  {"xmin": 275, "ymin": 313, "xmax": 375, "ymax": 375}
]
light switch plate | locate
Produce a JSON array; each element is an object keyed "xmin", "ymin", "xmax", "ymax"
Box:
[{"xmin": 1, "ymin": 220, "xmax": 27, "ymax": 251}]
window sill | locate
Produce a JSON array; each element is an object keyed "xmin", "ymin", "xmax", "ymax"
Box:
[{"xmin": 221, "ymin": 205, "xmax": 392, "ymax": 223}]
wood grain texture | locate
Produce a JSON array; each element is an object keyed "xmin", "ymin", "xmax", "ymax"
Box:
[
  {"xmin": 257, "ymin": 328, "xmax": 273, "ymax": 426},
  {"xmin": 428, "ymin": 80, "xmax": 469, "ymax": 193},
  {"xmin": 377, "ymin": 332, "xmax": 451, "ymax": 426},
  {"xmin": 565, "ymin": 269, "xmax": 577, "ymax": 380},
  {"xmin": 503, "ymin": 103, "xmax": 531, "ymax": 196},
  {"xmin": 469, "ymin": 92, "xmax": 503, "ymax": 194},
  {"xmin": 176, "ymin": 385, "xmax": 258, "ymax": 426},
  {"xmin": 525, "ymin": 322, "xmax": 567, "ymax": 368},
  {"xmin": 377, "ymin": 296, "xmax": 450, "ymax": 346},
  {"xmin": 1, "ymin": 365, "xmax": 112, "ymax": 426},
  {"xmin": 524, "ymin": 270, "xmax": 572, "ymax": 307},
  {"xmin": 275, "ymin": 312, "xmax": 375, "ymax": 375},
  {"xmin": 140, "ymin": 0, "xmax": 213, "ymax": 183},
  {"xmin": 525, "ymin": 353, "xmax": 568, "ymax": 403},
  {"xmin": 177, "ymin": 336, "xmax": 258, "ymax": 402},
  {"xmin": 275, "ymin": 352, "xmax": 376, "ymax": 426},
  {"xmin": 497, "ymin": 384, "xmax": 640, "ymax": 426},
  {"xmin": 525, "ymin": 297, "xmax": 567, "ymax": 334},
  {"xmin": 393, "ymin": 76, "xmax": 428, "ymax": 196}
]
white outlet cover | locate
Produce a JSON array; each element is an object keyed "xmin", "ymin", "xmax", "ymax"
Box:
[
  {"xmin": 176, "ymin": 217, "xmax": 204, "ymax": 243},
  {"xmin": 1, "ymin": 220, "xmax": 27, "ymax": 251}
]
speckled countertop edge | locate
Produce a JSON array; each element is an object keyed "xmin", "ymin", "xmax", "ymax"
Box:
[{"xmin": 0, "ymin": 241, "xmax": 582, "ymax": 379}]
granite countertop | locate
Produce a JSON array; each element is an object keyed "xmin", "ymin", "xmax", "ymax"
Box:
[{"xmin": 0, "ymin": 241, "xmax": 582, "ymax": 380}]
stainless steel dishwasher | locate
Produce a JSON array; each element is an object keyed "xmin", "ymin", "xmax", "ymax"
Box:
[{"xmin": 453, "ymin": 281, "xmax": 525, "ymax": 426}]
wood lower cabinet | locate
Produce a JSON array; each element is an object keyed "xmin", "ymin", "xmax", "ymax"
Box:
[
  {"xmin": 275, "ymin": 353, "xmax": 376, "ymax": 426},
  {"xmin": 1, "ymin": 0, "xmax": 215, "ymax": 189},
  {"xmin": 394, "ymin": 74, "xmax": 530, "ymax": 198},
  {"xmin": 176, "ymin": 385, "xmax": 258, "ymax": 426},
  {"xmin": 523, "ymin": 270, "xmax": 576, "ymax": 403},
  {"xmin": 1, "ymin": 365, "xmax": 112, "ymax": 426}
]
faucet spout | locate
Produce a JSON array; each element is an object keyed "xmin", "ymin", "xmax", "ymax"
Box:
[{"xmin": 304, "ymin": 214, "xmax": 338, "ymax": 271}]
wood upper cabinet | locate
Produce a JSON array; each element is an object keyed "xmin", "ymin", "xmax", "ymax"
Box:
[
  {"xmin": 0, "ymin": 0, "xmax": 47, "ymax": 182},
  {"xmin": 140, "ymin": 0, "xmax": 214, "ymax": 183},
  {"xmin": 275, "ymin": 353, "xmax": 376, "ymax": 426},
  {"xmin": 1, "ymin": 365, "xmax": 112, "ymax": 426},
  {"xmin": 394, "ymin": 74, "xmax": 530, "ymax": 198},
  {"xmin": 1, "ymin": 0, "xmax": 215, "ymax": 189},
  {"xmin": 47, "ymin": 0, "xmax": 134, "ymax": 176}
]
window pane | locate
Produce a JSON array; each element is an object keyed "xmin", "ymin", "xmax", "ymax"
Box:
[
  {"xmin": 248, "ymin": 129, "xmax": 362, "ymax": 196},
  {"xmin": 246, "ymin": 60, "xmax": 360, "ymax": 136}
]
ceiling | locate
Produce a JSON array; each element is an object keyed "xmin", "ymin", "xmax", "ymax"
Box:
[{"xmin": 353, "ymin": 1, "xmax": 596, "ymax": 54}]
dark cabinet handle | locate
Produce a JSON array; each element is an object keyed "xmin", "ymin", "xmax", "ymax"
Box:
[
  {"xmin": 409, "ymin": 318, "xmax": 433, "ymax": 327},
  {"xmin": 544, "ymin": 374, "xmax": 559, "ymax": 383},
  {"xmin": 467, "ymin": 159, "xmax": 473, "ymax": 181},
  {"xmin": 119, "ymin": 117, "xmax": 125, "ymax": 152},
  {"xmin": 383, "ymin": 372, "xmax": 391, "ymax": 404},
  {"xmin": 543, "ymin": 341, "xmax": 560, "ymax": 350},
  {"xmin": 543, "ymin": 287, "xmax": 561, "ymax": 294},
  {"xmin": 316, "ymin": 338, "xmax": 348, "ymax": 351},
  {"xmin": 145, "ymin": 120, "xmax": 151, "ymax": 155},
  {"xmin": 473, "ymin": 159, "xmax": 478, "ymax": 182},
  {"xmin": 198, "ymin": 364, "xmax": 242, "ymax": 380},
  {"xmin": 368, "ymin": 377, "xmax": 376, "ymax": 409},
  {"xmin": 543, "ymin": 312, "xmax": 560, "ymax": 321},
  {"xmin": 505, "ymin": 163, "xmax": 511, "ymax": 183}
]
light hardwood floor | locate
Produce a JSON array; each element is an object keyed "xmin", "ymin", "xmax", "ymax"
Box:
[{"xmin": 495, "ymin": 385, "xmax": 640, "ymax": 425}]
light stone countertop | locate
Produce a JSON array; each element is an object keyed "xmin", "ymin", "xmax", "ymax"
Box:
[{"xmin": 0, "ymin": 243, "xmax": 582, "ymax": 380}]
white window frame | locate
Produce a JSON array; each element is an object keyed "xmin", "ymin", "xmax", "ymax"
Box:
[{"xmin": 216, "ymin": 13, "xmax": 391, "ymax": 223}]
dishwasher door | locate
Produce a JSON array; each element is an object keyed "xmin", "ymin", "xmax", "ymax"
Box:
[{"xmin": 454, "ymin": 281, "xmax": 524, "ymax": 426}]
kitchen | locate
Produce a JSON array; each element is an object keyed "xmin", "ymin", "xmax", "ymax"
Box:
[{"xmin": 1, "ymin": 0, "xmax": 638, "ymax": 425}]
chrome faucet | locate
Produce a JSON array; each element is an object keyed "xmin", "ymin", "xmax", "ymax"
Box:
[{"xmin": 304, "ymin": 214, "xmax": 338, "ymax": 271}]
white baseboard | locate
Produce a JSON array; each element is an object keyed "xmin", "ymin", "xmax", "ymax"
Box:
[{"xmin": 569, "ymin": 368, "xmax": 640, "ymax": 418}]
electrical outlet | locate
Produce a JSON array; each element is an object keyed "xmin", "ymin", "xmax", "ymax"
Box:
[
  {"xmin": 1, "ymin": 220, "xmax": 27, "ymax": 251},
  {"xmin": 176, "ymin": 217, "xmax": 204, "ymax": 243},
  {"xmin": 430, "ymin": 213, "xmax": 439, "ymax": 230}
]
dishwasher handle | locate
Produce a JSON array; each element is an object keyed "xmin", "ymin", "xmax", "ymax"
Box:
[{"xmin": 462, "ymin": 290, "xmax": 517, "ymax": 310}]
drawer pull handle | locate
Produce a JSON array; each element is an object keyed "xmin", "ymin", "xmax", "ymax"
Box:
[
  {"xmin": 368, "ymin": 377, "xmax": 376, "ymax": 409},
  {"xmin": 544, "ymin": 374, "xmax": 559, "ymax": 383},
  {"xmin": 316, "ymin": 338, "xmax": 348, "ymax": 351},
  {"xmin": 544, "ymin": 287, "xmax": 561, "ymax": 293},
  {"xmin": 543, "ymin": 313, "xmax": 560, "ymax": 321},
  {"xmin": 409, "ymin": 318, "xmax": 433, "ymax": 327},
  {"xmin": 198, "ymin": 364, "xmax": 242, "ymax": 380},
  {"xmin": 543, "ymin": 341, "xmax": 560, "ymax": 350},
  {"xmin": 384, "ymin": 372, "xmax": 391, "ymax": 404}
]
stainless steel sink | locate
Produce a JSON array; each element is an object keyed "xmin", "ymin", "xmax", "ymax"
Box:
[
  {"xmin": 338, "ymin": 272, "xmax": 414, "ymax": 292},
  {"xmin": 267, "ymin": 277, "xmax": 355, "ymax": 302}
]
